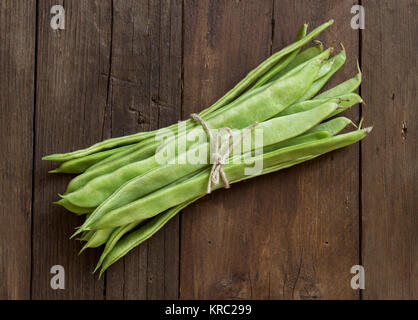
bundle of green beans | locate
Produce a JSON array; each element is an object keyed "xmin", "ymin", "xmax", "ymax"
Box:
[{"xmin": 44, "ymin": 20, "xmax": 371, "ymax": 276}]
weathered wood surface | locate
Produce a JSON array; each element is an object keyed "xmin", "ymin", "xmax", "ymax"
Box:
[
  {"xmin": 32, "ymin": 0, "xmax": 109, "ymax": 299},
  {"xmin": 180, "ymin": 0, "xmax": 360, "ymax": 300},
  {"xmin": 0, "ymin": 0, "xmax": 35, "ymax": 300},
  {"xmin": 105, "ymin": 0, "xmax": 182, "ymax": 300},
  {"xmin": 180, "ymin": 0, "xmax": 273, "ymax": 299},
  {"xmin": 361, "ymin": 0, "xmax": 418, "ymax": 299},
  {"xmin": 0, "ymin": 0, "xmax": 416, "ymax": 300}
]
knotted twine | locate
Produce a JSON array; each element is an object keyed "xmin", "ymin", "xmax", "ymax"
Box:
[{"xmin": 190, "ymin": 113, "xmax": 259, "ymax": 194}]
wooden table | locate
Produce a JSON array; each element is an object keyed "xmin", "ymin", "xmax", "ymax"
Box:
[{"xmin": 1, "ymin": 0, "xmax": 416, "ymax": 300}]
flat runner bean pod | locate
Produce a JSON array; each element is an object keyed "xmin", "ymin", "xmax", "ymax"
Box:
[
  {"xmin": 79, "ymin": 228, "xmax": 114, "ymax": 253},
  {"xmin": 62, "ymin": 49, "xmax": 331, "ymax": 196},
  {"xmin": 65, "ymin": 139, "xmax": 159, "ymax": 194},
  {"xmin": 295, "ymin": 49, "xmax": 346, "ymax": 102},
  {"xmin": 98, "ymin": 127, "xmax": 370, "ymax": 273},
  {"xmin": 43, "ymin": 20, "xmax": 334, "ymax": 162},
  {"xmin": 50, "ymin": 144, "xmax": 136, "ymax": 174},
  {"xmin": 314, "ymin": 68, "xmax": 361, "ymax": 100},
  {"xmin": 250, "ymin": 24, "xmax": 308, "ymax": 89},
  {"xmin": 77, "ymin": 230, "xmax": 95, "ymax": 242},
  {"xmin": 268, "ymin": 117, "xmax": 353, "ymax": 151},
  {"xmin": 89, "ymin": 128, "xmax": 370, "ymax": 230},
  {"xmin": 73, "ymin": 102, "xmax": 339, "ymax": 231},
  {"xmin": 98, "ymin": 198, "xmax": 200, "ymax": 276},
  {"xmin": 54, "ymin": 198, "xmax": 94, "ymax": 215},
  {"xmin": 278, "ymin": 93, "xmax": 362, "ymax": 117},
  {"xmin": 204, "ymin": 48, "xmax": 333, "ymax": 123},
  {"xmin": 63, "ymin": 56, "xmax": 326, "ymax": 209},
  {"xmin": 94, "ymin": 221, "xmax": 142, "ymax": 273},
  {"xmin": 47, "ymin": 46, "xmax": 332, "ymax": 183},
  {"xmin": 85, "ymin": 139, "xmax": 153, "ymax": 172},
  {"xmin": 306, "ymin": 117, "xmax": 354, "ymax": 135},
  {"xmin": 263, "ymin": 131, "xmax": 332, "ymax": 152},
  {"xmin": 270, "ymin": 43, "xmax": 324, "ymax": 81}
]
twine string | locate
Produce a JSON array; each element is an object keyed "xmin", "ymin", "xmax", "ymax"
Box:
[{"xmin": 191, "ymin": 113, "xmax": 258, "ymax": 193}]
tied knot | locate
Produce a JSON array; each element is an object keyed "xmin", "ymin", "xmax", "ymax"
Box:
[
  {"xmin": 191, "ymin": 113, "xmax": 258, "ymax": 194},
  {"xmin": 213, "ymin": 153, "xmax": 225, "ymax": 165}
]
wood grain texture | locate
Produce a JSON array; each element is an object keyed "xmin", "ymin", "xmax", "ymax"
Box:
[
  {"xmin": 105, "ymin": 0, "xmax": 182, "ymax": 300},
  {"xmin": 180, "ymin": 0, "xmax": 273, "ymax": 299},
  {"xmin": 1, "ymin": 0, "xmax": 416, "ymax": 300},
  {"xmin": 361, "ymin": 0, "xmax": 418, "ymax": 299},
  {"xmin": 265, "ymin": 0, "xmax": 361, "ymax": 300},
  {"xmin": 0, "ymin": 0, "xmax": 35, "ymax": 300},
  {"xmin": 180, "ymin": 0, "xmax": 361, "ymax": 299},
  {"xmin": 32, "ymin": 0, "xmax": 111, "ymax": 299}
]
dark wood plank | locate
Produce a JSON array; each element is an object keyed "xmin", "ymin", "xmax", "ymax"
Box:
[
  {"xmin": 180, "ymin": 0, "xmax": 273, "ymax": 299},
  {"xmin": 105, "ymin": 0, "xmax": 182, "ymax": 300},
  {"xmin": 32, "ymin": 0, "xmax": 111, "ymax": 299},
  {"xmin": 180, "ymin": 0, "xmax": 361, "ymax": 299},
  {"xmin": 361, "ymin": 0, "xmax": 418, "ymax": 299},
  {"xmin": 0, "ymin": 0, "xmax": 35, "ymax": 300},
  {"xmin": 265, "ymin": 0, "xmax": 360, "ymax": 300}
]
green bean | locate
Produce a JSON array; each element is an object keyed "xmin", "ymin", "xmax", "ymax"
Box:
[
  {"xmin": 278, "ymin": 93, "xmax": 362, "ymax": 117},
  {"xmin": 251, "ymin": 24, "xmax": 308, "ymax": 90},
  {"xmin": 89, "ymin": 128, "xmax": 370, "ymax": 230},
  {"xmin": 267, "ymin": 116, "xmax": 353, "ymax": 151},
  {"xmin": 49, "ymin": 144, "xmax": 136, "ymax": 174},
  {"xmin": 79, "ymin": 133, "xmax": 335, "ymax": 239},
  {"xmin": 43, "ymin": 20, "xmax": 334, "ymax": 162},
  {"xmin": 205, "ymin": 48, "xmax": 332, "ymax": 123},
  {"xmin": 204, "ymin": 53, "xmax": 327, "ymax": 129},
  {"xmin": 315, "ymin": 57, "xmax": 334, "ymax": 79},
  {"xmin": 94, "ymin": 221, "xmax": 142, "ymax": 273},
  {"xmin": 264, "ymin": 131, "xmax": 331, "ymax": 151},
  {"xmin": 63, "ymin": 55, "xmax": 327, "ymax": 209},
  {"xmin": 72, "ymin": 102, "xmax": 339, "ymax": 231},
  {"xmin": 98, "ymin": 126, "xmax": 370, "ymax": 273},
  {"xmin": 98, "ymin": 198, "xmax": 199, "ymax": 277},
  {"xmin": 79, "ymin": 228, "xmax": 114, "ymax": 253},
  {"xmin": 306, "ymin": 117, "xmax": 354, "ymax": 135},
  {"xmin": 98, "ymin": 156, "xmax": 317, "ymax": 275},
  {"xmin": 85, "ymin": 140, "xmax": 150, "ymax": 172},
  {"xmin": 199, "ymin": 20, "xmax": 333, "ymax": 113},
  {"xmin": 65, "ymin": 139, "xmax": 159, "ymax": 194},
  {"xmin": 314, "ymin": 68, "xmax": 361, "ymax": 100},
  {"xmin": 46, "ymin": 43, "xmax": 331, "ymax": 186},
  {"xmin": 271, "ymin": 43, "xmax": 324, "ymax": 81},
  {"xmin": 62, "ymin": 48, "xmax": 330, "ymax": 197},
  {"xmin": 295, "ymin": 49, "xmax": 346, "ymax": 102},
  {"xmin": 53, "ymin": 198, "xmax": 94, "ymax": 215},
  {"xmin": 76, "ymin": 230, "xmax": 95, "ymax": 242}
]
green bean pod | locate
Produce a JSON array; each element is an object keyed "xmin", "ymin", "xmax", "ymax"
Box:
[
  {"xmin": 42, "ymin": 20, "xmax": 334, "ymax": 162},
  {"xmin": 96, "ymin": 127, "xmax": 342, "ymax": 273},
  {"xmin": 307, "ymin": 117, "xmax": 354, "ymax": 135},
  {"xmin": 77, "ymin": 230, "xmax": 95, "ymax": 242},
  {"xmin": 65, "ymin": 139, "xmax": 159, "ymax": 194},
  {"xmin": 270, "ymin": 43, "xmax": 324, "ymax": 81},
  {"xmin": 98, "ymin": 198, "xmax": 199, "ymax": 277},
  {"xmin": 63, "ymin": 55, "xmax": 326, "ymax": 209},
  {"xmin": 315, "ymin": 69, "xmax": 361, "ymax": 100},
  {"xmin": 251, "ymin": 24, "xmax": 308, "ymax": 89},
  {"xmin": 49, "ymin": 144, "xmax": 136, "ymax": 174},
  {"xmin": 89, "ymin": 128, "xmax": 370, "ymax": 230},
  {"xmin": 278, "ymin": 93, "xmax": 362, "ymax": 117},
  {"xmin": 295, "ymin": 48, "xmax": 347, "ymax": 102},
  {"xmin": 79, "ymin": 228, "xmax": 114, "ymax": 253},
  {"xmin": 94, "ymin": 221, "xmax": 142, "ymax": 273},
  {"xmin": 54, "ymin": 198, "xmax": 94, "ymax": 215},
  {"xmin": 72, "ymin": 102, "xmax": 339, "ymax": 232},
  {"xmin": 98, "ymin": 127, "xmax": 370, "ymax": 273}
]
